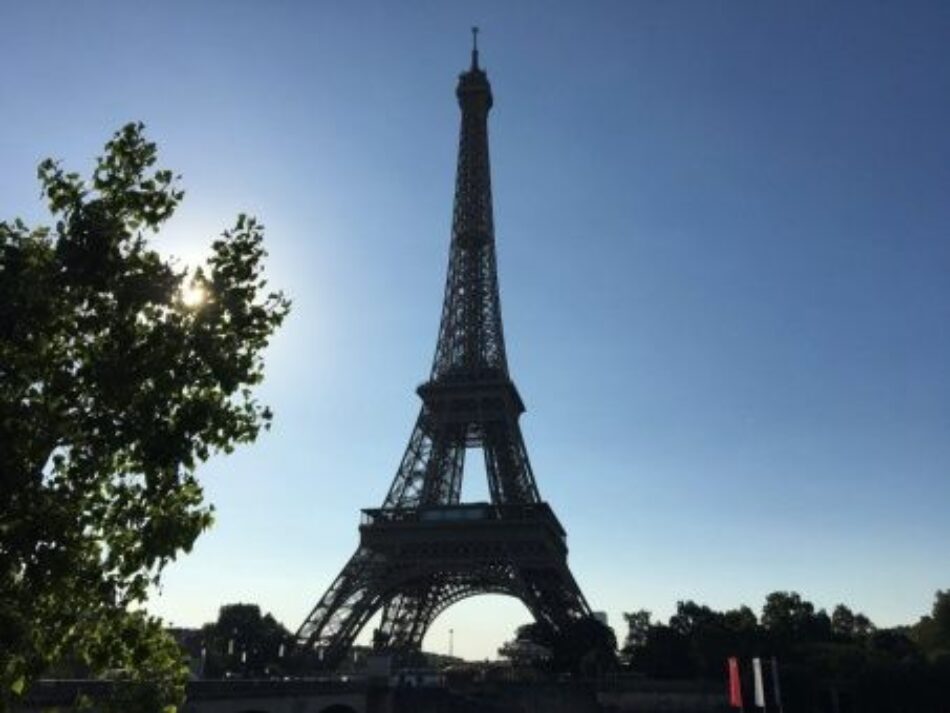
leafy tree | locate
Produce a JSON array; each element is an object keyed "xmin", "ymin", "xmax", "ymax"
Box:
[
  {"xmin": 933, "ymin": 590, "xmax": 950, "ymax": 645},
  {"xmin": 497, "ymin": 623, "xmax": 553, "ymax": 670},
  {"xmin": 0, "ymin": 123, "xmax": 290, "ymax": 710},
  {"xmin": 721, "ymin": 605, "xmax": 757, "ymax": 634},
  {"xmin": 557, "ymin": 617, "xmax": 618, "ymax": 677},
  {"xmin": 852, "ymin": 613, "xmax": 874, "ymax": 638},
  {"xmin": 832, "ymin": 604, "xmax": 874, "ymax": 640},
  {"xmin": 621, "ymin": 609, "xmax": 651, "ymax": 652},
  {"xmin": 630, "ymin": 624, "xmax": 693, "ymax": 678},
  {"xmin": 831, "ymin": 604, "xmax": 856, "ymax": 637},
  {"xmin": 502, "ymin": 617, "xmax": 617, "ymax": 676},
  {"xmin": 761, "ymin": 591, "xmax": 816, "ymax": 635},
  {"xmin": 761, "ymin": 591, "xmax": 831, "ymax": 643},
  {"xmin": 196, "ymin": 604, "xmax": 293, "ymax": 678},
  {"xmin": 914, "ymin": 589, "xmax": 950, "ymax": 659},
  {"xmin": 869, "ymin": 628, "xmax": 918, "ymax": 662},
  {"xmin": 664, "ymin": 601, "xmax": 761, "ymax": 678}
]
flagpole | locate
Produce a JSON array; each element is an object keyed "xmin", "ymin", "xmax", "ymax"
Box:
[{"xmin": 771, "ymin": 656, "xmax": 784, "ymax": 713}]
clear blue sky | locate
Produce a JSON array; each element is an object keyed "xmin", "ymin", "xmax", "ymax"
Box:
[{"xmin": 2, "ymin": 1, "xmax": 949, "ymax": 660}]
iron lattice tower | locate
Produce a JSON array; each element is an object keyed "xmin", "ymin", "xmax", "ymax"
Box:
[{"xmin": 296, "ymin": 34, "xmax": 590, "ymax": 667}]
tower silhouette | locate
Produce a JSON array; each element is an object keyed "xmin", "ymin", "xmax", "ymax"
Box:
[{"xmin": 296, "ymin": 34, "xmax": 590, "ymax": 667}]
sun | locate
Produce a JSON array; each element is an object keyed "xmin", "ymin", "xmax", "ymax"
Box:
[{"xmin": 181, "ymin": 282, "xmax": 207, "ymax": 308}]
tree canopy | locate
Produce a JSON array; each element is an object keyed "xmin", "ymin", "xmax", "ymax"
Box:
[
  {"xmin": 188, "ymin": 603, "xmax": 294, "ymax": 679},
  {"xmin": 0, "ymin": 123, "xmax": 290, "ymax": 711},
  {"xmin": 621, "ymin": 590, "xmax": 950, "ymax": 713},
  {"xmin": 498, "ymin": 616, "xmax": 618, "ymax": 676},
  {"xmin": 913, "ymin": 589, "xmax": 950, "ymax": 660}
]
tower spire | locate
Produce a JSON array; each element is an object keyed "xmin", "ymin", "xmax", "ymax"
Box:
[
  {"xmin": 433, "ymin": 29, "xmax": 500, "ymax": 381},
  {"xmin": 471, "ymin": 26, "xmax": 479, "ymax": 69}
]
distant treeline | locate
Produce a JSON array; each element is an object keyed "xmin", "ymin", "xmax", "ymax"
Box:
[
  {"xmin": 618, "ymin": 590, "xmax": 950, "ymax": 713},
  {"xmin": 171, "ymin": 589, "xmax": 950, "ymax": 712}
]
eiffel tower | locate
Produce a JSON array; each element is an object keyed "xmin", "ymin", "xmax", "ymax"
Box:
[{"xmin": 296, "ymin": 32, "xmax": 590, "ymax": 667}]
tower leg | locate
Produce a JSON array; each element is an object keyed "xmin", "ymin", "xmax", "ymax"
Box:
[{"xmin": 296, "ymin": 547, "xmax": 386, "ymax": 669}]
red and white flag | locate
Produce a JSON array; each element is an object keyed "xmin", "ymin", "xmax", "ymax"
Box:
[{"xmin": 728, "ymin": 656, "xmax": 743, "ymax": 709}]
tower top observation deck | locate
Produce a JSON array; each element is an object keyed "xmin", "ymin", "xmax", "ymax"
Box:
[{"xmin": 457, "ymin": 26, "xmax": 492, "ymax": 109}]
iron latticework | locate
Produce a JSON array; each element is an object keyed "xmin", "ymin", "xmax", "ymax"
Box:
[{"xmin": 296, "ymin": 36, "xmax": 590, "ymax": 668}]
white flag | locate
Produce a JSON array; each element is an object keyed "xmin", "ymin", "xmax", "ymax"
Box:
[{"xmin": 753, "ymin": 657, "xmax": 766, "ymax": 708}]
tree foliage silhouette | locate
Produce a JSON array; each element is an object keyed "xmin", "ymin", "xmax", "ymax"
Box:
[
  {"xmin": 196, "ymin": 603, "xmax": 293, "ymax": 679},
  {"xmin": 621, "ymin": 590, "xmax": 950, "ymax": 713},
  {"xmin": 0, "ymin": 123, "xmax": 290, "ymax": 711},
  {"xmin": 499, "ymin": 616, "xmax": 618, "ymax": 676}
]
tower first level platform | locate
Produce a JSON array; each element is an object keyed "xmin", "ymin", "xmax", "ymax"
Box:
[
  {"xmin": 297, "ymin": 503, "xmax": 587, "ymax": 667},
  {"xmin": 360, "ymin": 502, "xmax": 567, "ymax": 561}
]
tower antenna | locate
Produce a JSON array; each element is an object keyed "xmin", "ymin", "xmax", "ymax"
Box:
[{"xmin": 471, "ymin": 26, "xmax": 480, "ymax": 69}]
